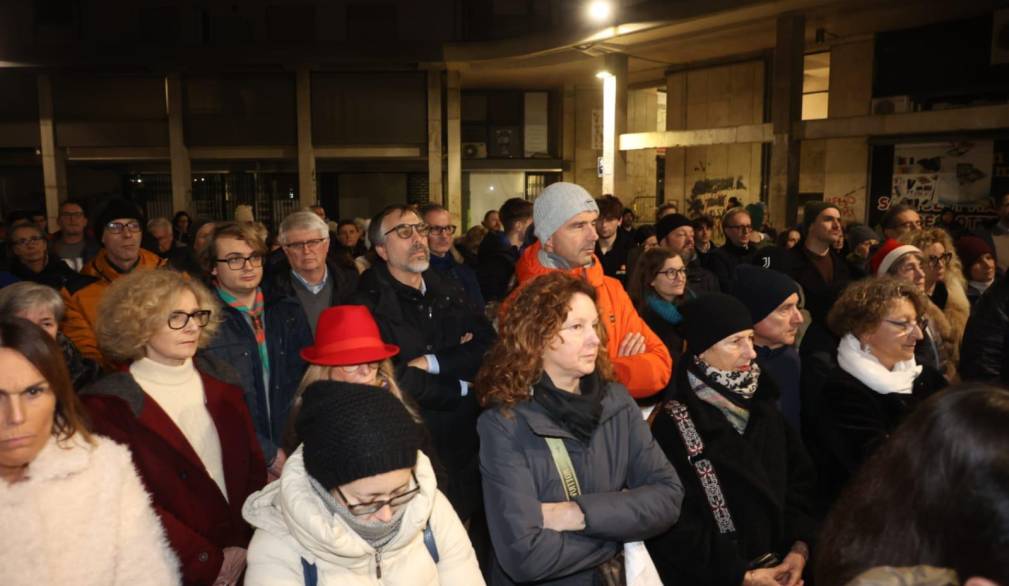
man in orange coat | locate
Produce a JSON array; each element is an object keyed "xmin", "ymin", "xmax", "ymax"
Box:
[
  {"xmin": 61, "ymin": 198, "xmax": 165, "ymax": 369},
  {"xmin": 504, "ymin": 182, "xmax": 672, "ymax": 398}
]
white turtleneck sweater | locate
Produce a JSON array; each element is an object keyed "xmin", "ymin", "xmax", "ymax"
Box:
[{"xmin": 130, "ymin": 357, "xmax": 228, "ymax": 500}]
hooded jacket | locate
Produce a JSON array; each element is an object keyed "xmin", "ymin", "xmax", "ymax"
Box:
[
  {"xmin": 508, "ymin": 241, "xmax": 672, "ymax": 398},
  {"xmin": 242, "ymin": 449, "xmax": 483, "ymax": 586}
]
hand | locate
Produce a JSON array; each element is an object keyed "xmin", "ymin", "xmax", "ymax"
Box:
[
  {"xmin": 267, "ymin": 449, "xmax": 287, "ymax": 482},
  {"xmin": 617, "ymin": 332, "xmax": 646, "ymax": 357},
  {"xmin": 742, "ymin": 568, "xmax": 785, "ymax": 586},
  {"xmin": 459, "ymin": 332, "xmax": 474, "ymax": 344},
  {"xmin": 407, "ymin": 355, "xmax": 429, "ymax": 371},
  {"xmin": 773, "ymin": 552, "xmax": 806, "ymax": 586},
  {"xmin": 213, "ymin": 547, "xmax": 247, "ymax": 586},
  {"xmin": 541, "ymin": 501, "xmax": 586, "ymax": 532}
]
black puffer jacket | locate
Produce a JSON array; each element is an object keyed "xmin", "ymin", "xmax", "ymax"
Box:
[{"xmin": 960, "ymin": 274, "xmax": 1009, "ymax": 384}]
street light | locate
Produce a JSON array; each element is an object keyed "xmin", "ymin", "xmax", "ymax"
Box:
[{"xmin": 587, "ymin": 1, "xmax": 613, "ymax": 23}]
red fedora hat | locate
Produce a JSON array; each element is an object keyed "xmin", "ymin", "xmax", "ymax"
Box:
[{"xmin": 300, "ymin": 305, "xmax": 399, "ymax": 366}]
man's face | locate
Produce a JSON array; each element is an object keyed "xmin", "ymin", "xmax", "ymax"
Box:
[
  {"xmin": 150, "ymin": 226, "xmax": 173, "ymax": 253},
  {"xmin": 886, "ymin": 209, "xmax": 922, "ymax": 238},
  {"xmin": 722, "ymin": 212, "xmax": 753, "ymax": 247},
  {"xmin": 57, "ymin": 204, "xmax": 87, "ymax": 236},
  {"xmin": 376, "ymin": 210, "xmax": 430, "ymax": 275},
  {"xmin": 337, "ymin": 224, "xmax": 360, "ymax": 248},
  {"xmin": 809, "ymin": 209, "xmax": 843, "ymax": 246},
  {"xmin": 10, "ymin": 226, "xmax": 46, "ymax": 266},
  {"xmin": 545, "ymin": 211, "xmax": 599, "ymax": 267},
  {"xmin": 753, "ymin": 293, "xmax": 804, "ymax": 349},
  {"xmin": 32, "ymin": 215, "xmax": 47, "ymax": 233},
  {"xmin": 594, "ymin": 215, "xmax": 620, "ymax": 240},
  {"xmin": 622, "ymin": 211, "xmax": 635, "ymax": 227},
  {"xmin": 423, "ymin": 209, "xmax": 455, "ymax": 257},
  {"xmin": 282, "ymin": 227, "xmax": 330, "ymax": 277},
  {"xmin": 100, "ymin": 217, "xmax": 142, "ymax": 268},
  {"xmin": 694, "ymin": 223, "xmax": 711, "ymax": 244},
  {"xmin": 212, "ymin": 236, "xmax": 264, "ymax": 296},
  {"xmin": 662, "ymin": 226, "xmax": 695, "ymax": 262},
  {"xmin": 483, "ymin": 211, "xmax": 502, "ymax": 232},
  {"xmin": 310, "ymin": 206, "xmax": 326, "ymax": 221}
]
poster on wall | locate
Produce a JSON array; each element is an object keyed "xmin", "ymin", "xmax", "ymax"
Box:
[{"xmin": 687, "ymin": 176, "xmax": 749, "ymax": 245}]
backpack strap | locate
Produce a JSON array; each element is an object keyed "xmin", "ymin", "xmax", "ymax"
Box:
[
  {"xmin": 301, "ymin": 557, "xmax": 318, "ymax": 586},
  {"xmin": 423, "ymin": 520, "xmax": 440, "ymax": 563},
  {"xmin": 544, "ymin": 436, "xmax": 582, "ymax": 499},
  {"xmin": 664, "ymin": 400, "xmax": 737, "ymax": 537}
]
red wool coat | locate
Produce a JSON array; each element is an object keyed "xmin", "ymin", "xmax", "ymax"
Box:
[{"xmin": 81, "ymin": 357, "xmax": 267, "ymax": 586}]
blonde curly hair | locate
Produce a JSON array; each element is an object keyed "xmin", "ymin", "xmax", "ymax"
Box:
[{"xmin": 97, "ymin": 269, "xmax": 222, "ymax": 362}]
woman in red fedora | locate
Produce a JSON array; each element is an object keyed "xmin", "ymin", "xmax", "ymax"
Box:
[{"xmin": 282, "ymin": 305, "xmax": 422, "ymax": 453}]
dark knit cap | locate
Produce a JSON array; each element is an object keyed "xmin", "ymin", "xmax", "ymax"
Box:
[
  {"xmin": 95, "ymin": 198, "xmax": 145, "ymax": 241},
  {"xmin": 679, "ymin": 293, "xmax": 753, "ymax": 355},
  {"xmin": 802, "ymin": 200, "xmax": 839, "ymax": 230},
  {"xmin": 847, "ymin": 224, "xmax": 880, "ymax": 249},
  {"xmin": 655, "ymin": 213, "xmax": 692, "ymax": 242},
  {"xmin": 297, "ymin": 381, "xmax": 421, "ymax": 490},
  {"xmin": 956, "ymin": 235, "xmax": 994, "ymax": 270},
  {"xmin": 729, "ymin": 265, "xmax": 800, "ymax": 323}
]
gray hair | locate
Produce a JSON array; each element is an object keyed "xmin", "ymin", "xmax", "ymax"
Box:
[
  {"xmin": 278, "ymin": 211, "xmax": 329, "ymax": 244},
  {"xmin": 147, "ymin": 217, "xmax": 172, "ymax": 232},
  {"xmin": 368, "ymin": 205, "xmax": 415, "ymax": 247},
  {"xmin": 0, "ymin": 282, "xmax": 66, "ymax": 322}
]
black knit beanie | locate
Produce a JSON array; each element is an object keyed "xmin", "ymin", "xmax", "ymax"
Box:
[
  {"xmin": 297, "ymin": 381, "xmax": 421, "ymax": 490},
  {"xmin": 655, "ymin": 213, "xmax": 692, "ymax": 243},
  {"xmin": 729, "ymin": 265, "xmax": 800, "ymax": 323},
  {"xmin": 95, "ymin": 198, "xmax": 145, "ymax": 241},
  {"xmin": 802, "ymin": 200, "xmax": 839, "ymax": 231},
  {"xmin": 679, "ymin": 293, "xmax": 753, "ymax": 355}
]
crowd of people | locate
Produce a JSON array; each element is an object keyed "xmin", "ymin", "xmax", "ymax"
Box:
[{"xmin": 1, "ymin": 184, "xmax": 1008, "ymax": 586}]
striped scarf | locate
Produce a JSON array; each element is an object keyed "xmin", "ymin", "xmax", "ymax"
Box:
[{"xmin": 218, "ymin": 287, "xmax": 270, "ymax": 379}]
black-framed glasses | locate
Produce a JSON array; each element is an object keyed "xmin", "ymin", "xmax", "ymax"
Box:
[
  {"xmin": 926, "ymin": 252, "xmax": 953, "ymax": 267},
  {"xmin": 335, "ymin": 471, "xmax": 421, "ymax": 516},
  {"xmin": 12, "ymin": 236, "xmax": 46, "ymax": 248},
  {"xmin": 427, "ymin": 225, "xmax": 457, "ymax": 236},
  {"xmin": 105, "ymin": 221, "xmax": 142, "ymax": 234},
  {"xmin": 167, "ymin": 310, "xmax": 212, "ymax": 330},
  {"xmin": 384, "ymin": 223, "xmax": 430, "ymax": 239},
  {"xmin": 216, "ymin": 255, "xmax": 264, "ymax": 270},
  {"xmin": 282, "ymin": 237, "xmax": 328, "ymax": 251},
  {"xmin": 657, "ymin": 267, "xmax": 687, "ymax": 280},
  {"xmin": 883, "ymin": 316, "xmax": 928, "ymax": 336}
]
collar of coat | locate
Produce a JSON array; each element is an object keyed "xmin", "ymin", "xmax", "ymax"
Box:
[
  {"xmin": 514, "ymin": 240, "xmax": 606, "ymax": 288},
  {"xmin": 515, "ymin": 379, "xmax": 628, "ymax": 441},
  {"xmin": 83, "ymin": 248, "xmax": 164, "ymax": 284}
]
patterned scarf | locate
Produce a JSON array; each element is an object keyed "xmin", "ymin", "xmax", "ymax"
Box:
[
  {"xmin": 218, "ymin": 286, "xmax": 270, "ymax": 379},
  {"xmin": 688, "ymin": 356, "xmax": 761, "ymax": 434}
]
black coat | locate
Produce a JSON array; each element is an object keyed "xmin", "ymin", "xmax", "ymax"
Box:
[
  {"xmin": 261, "ymin": 253, "xmax": 358, "ymax": 310},
  {"xmin": 705, "ymin": 241, "xmax": 756, "ymax": 292},
  {"xmin": 687, "ymin": 257, "xmax": 721, "ymax": 295},
  {"xmin": 647, "ymin": 362, "xmax": 818, "ymax": 586},
  {"xmin": 960, "ymin": 274, "xmax": 1009, "ymax": 384},
  {"xmin": 641, "ymin": 303, "xmax": 685, "ymax": 365},
  {"xmin": 8, "ymin": 255, "xmax": 79, "ymax": 290},
  {"xmin": 809, "ymin": 365, "xmax": 945, "ymax": 505},
  {"xmin": 352, "ymin": 261, "xmax": 497, "ymax": 518},
  {"xmin": 476, "ymin": 230, "xmax": 520, "ymax": 302},
  {"xmin": 594, "ymin": 228, "xmax": 634, "ymax": 285}
]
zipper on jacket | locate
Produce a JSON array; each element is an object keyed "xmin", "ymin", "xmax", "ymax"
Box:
[{"xmin": 375, "ymin": 550, "xmax": 383, "ymax": 579}]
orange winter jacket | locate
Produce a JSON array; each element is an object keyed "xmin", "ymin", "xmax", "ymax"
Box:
[
  {"xmin": 61, "ymin": 248, "xmax": 166, "ymax": 370},
  {"xmin": 504, "ymin": 241, "xmax": 672, "ymax": 399}
]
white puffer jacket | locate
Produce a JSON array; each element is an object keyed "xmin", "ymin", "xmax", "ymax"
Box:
[
  {"xmin": 0, "ymin": 434, "xmax": 181, "ymax": 586},
  {"xmin": 242, "ymin": 448, "xmax": 484, "ymax": 586}
]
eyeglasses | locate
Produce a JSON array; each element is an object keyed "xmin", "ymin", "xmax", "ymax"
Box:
[
  {"xmin": 926, "ymin": 252, "xmax": 953, "ymax": 267},
  {"xmin": 105, "ymin": 221, "xmax": 142, "ymax": 234},
  {"xmin": 167, "ymin": 310, "xmax": 212, "ymax": 330},
  {"xmin": 656, "ymin": 267, "xmax": 687, "ymax": 280},
  {"xmin": 896, "ymin": 220, "xmax": 923, "ymax": 231},
  {"xmin": 12, "ymin": 236, "xmax": 46, "ymax": 248},
  {"xmin": 282, "ymin": 237, "xmax": 328, "ymax": 251},
  {"xmin": 725, "ymin": 224, "xmax": 753, "ymax": 232},
  {"xmin": 337, "ymin": 362, "xmax": 380, "ymax": 374},
  {"xmin": 216, "ymin": 255, "xmax": 264, "ymax": 270},
  {"xmin": 427, "ymin": 225, "xmax": 457, "ymax": 236},
  {"xmin": 384, "ymin": 223, "xmax": 430, "ymax": 239},
  {"xmin": 335, "ymin": 471, "xmax": 421, "ymax": 516},
  {"xmin": 883, "ymin": 317, "xmax": 928, "ymax": 336}
]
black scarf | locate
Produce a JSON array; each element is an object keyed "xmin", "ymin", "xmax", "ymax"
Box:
[
  {"xmin": 532, "ymin": 372, "xmax": 604, "ymax": 444},
  {"xmin": 687, "ymin": 356, "xmax": 760, "ymax": 411}
]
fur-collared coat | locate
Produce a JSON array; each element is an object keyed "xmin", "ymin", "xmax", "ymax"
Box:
[{"xmin": 0, "ymin": 434, "xmax": 181, "ymax": 586}]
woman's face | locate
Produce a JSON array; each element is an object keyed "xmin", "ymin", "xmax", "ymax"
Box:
[
  {"xmin": 0, "ymin": 347, "xmax": 56, "ymax": 484},
  {"xmin": 858, "ymin": 298, "xmax": 923, "ymax": 370},
  {"xmin": 16, "ymin": 306, "xmax": 58, "ymax": 340},
  {"xmin": 542, "ymin": 292, "xmax": 601, "ymax": 385},
  {"xmin": 176, "ymin": 215, "xmax": 190, "ymax": 232},
  {"xmin": 145, "ymin": 289, "xmax": 205, "ymax": 366},
  {"xmin": 328, "ymin": 362, "xmax": 380, "ymax": 386},
  {"xmin": 970, "ymin": 253, "xmax": 997, "ymax": 283},
  {"xmin": 699, "ymin": 330, "xmax": 757, "ymax": 371},
  {"xmin": 922, "ymin": 242, "xmax": 947, "ymax": 286},
  {"xmin": 193, "ymin": 222, "xmax": 215, "ymax": 253},
  {"xmin": 334, "ymin": 467, "xmax": 415, "ymax": 523},
  {"xmin": 891, "ymin": 253, "xmax": 927, "ymax": 292},
  {"xmin": 650, "ymin": 256, "xmax": 686, "ymax": 300}
]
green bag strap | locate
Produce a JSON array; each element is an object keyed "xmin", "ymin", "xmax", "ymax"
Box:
[{"xmin": 544, "ymin": 437, "xmax": 582, "ymax": 500}]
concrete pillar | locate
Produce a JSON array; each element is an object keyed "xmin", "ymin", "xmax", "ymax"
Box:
[
  {"xmin": 296, "ymin": 66, "xmax": 317, "ymax": 210},
  {"xmin": 663, "ymin": 71, "xmax": 688, "ymax": 210},
  {"xmin": 605, "ymin": 53, "xmax": 629, "ymax": 196},
  {"xmin": 37, "ymin": 73, "xmax": 67, "ymax": 230},
  {"xmin": 562, "ymin": 84, "xmax": 576, "ymax": 184},
  {"xmin": 446, "ymin": 70, "xmax": 462, "ymax": 220},
  {"xmin": 165, "ymin": 74, "xmax": 192, "ymax": 215},
  {"xmin": 768, "ymin": 12, "xmax": 804, "ymax": 229},
  {"xmin": 427, "ymin": 69, "xmax": 444, "ymax": 206}
]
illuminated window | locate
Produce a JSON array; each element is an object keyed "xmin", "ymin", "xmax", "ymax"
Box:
[{"xmin": 802, "ymin": 52, "xmax": 830, "ymax": 120}]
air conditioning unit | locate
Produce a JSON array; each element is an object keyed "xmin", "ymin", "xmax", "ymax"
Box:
[
  {"xmin": 871, "ymin": 95, "xmax": 912, "ymax": 115},
  {"xmin": 462, "ymin": 142, "xmax": 488, "ymax": 159}
]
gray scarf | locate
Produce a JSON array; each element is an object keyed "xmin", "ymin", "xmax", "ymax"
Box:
[{"xmin": 309, "ymin": 476, "xmax": 406, "ymax": 550}]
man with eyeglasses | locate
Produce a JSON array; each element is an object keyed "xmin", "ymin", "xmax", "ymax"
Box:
[
  {"xmin": 420, "ymin": 203, "xmax": 484, "ymax": 311},
  {"xmin": 706, "ymin": 207, "xmax": 757, "ymax": 292},
  {"xmin": 881, "ymin": 203, "xmax": 923, "ymax": 240},
  {"xmin": 50, "ymin": 199, "xmax": 99, "ymax": 271},
  {"xmin": 61, "ymin": 198, "xmax": 165, "ymax": 368},
  {"xmin": 6, "ymin": 222, "xmax": 78, "ymax": 290},
  {"xmin": 263, "ymin": 211, "xmax": 357, "ymax": 335},
  {"xmin": 201, "ymin": 221, "xmax": 312, "ymax": 481},
  {"xmin": 353, "ymin": 204, "xmax": 496, "ymax": 526}
]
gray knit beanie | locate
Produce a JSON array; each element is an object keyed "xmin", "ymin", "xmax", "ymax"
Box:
[{"xmin": 533, "ymin": 182, "xmax": 599, "ymax": 242}]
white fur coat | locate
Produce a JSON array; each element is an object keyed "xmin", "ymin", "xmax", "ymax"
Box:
[{"xmin": 0, "ymin": 434, "xmax": 181, "ymax": 586}]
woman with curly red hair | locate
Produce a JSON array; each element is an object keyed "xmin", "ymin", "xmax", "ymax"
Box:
[{"xmin": 475, "ymin": 271, "xmax": 683, "ymax": 586}]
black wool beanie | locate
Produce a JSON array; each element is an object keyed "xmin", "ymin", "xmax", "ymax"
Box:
[
  {"xmin": 679, "ymin": 293, "xmax": 753, "ymax": 355},
  {"xmin": 655, "ymin": 213, "xmax": 692, "ymax": 243},
  {"xmin": 729, "ymin": 265, "xmax": 799, "ymax": 323},
  {"xmin": 95, "ymin": 198, "xmax": 145, "ymax": 241},
  {"xmin": 297, "ymin": 381, "xmax": 421, "ymax": 491},
  {"xmin": 802, "ymin": 200, "xmax": 839, "ymax": 230}
]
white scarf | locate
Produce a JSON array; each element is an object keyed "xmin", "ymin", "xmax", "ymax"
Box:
[{"xmin": 837, "ymin": 333, "xmax": 922, "ymax": 395}]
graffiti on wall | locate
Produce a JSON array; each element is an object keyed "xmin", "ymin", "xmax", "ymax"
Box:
[
  {"xmin": 826, "ymin": 187, "xmax": 862, "ymax": 222},
  {"xmin": 688, "ymin": 176, "xmax": 749, "ymax": 244}
]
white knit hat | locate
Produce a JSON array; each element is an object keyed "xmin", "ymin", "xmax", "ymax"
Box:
[{"xmin": 533, "ymin": 182, "xmax": 599, "ymax": 242}]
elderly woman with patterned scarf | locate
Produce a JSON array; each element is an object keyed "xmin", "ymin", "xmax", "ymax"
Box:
[{"xmin": 646, "ymin": 293, "xmax": 818, "ymax": 586}]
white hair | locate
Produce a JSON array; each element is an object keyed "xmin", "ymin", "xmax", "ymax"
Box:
[
  {"xmin": 0, "ymin": 282, "xmax": 66, "ymax": 322},
  {"xmin": 278, "ymin": 210, "xmax": 330, "ymax": 244}
]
